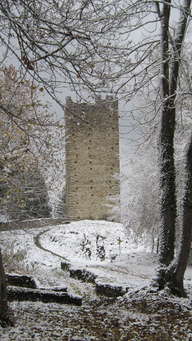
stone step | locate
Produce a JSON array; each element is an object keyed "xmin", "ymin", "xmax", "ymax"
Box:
[{"xmin": 7, "ymin": 286, "xmax": 82, "ymax": 306}]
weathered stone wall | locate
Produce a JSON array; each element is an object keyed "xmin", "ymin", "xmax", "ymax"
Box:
[{"xmin": 65, "ymin": 96, "xmax": 120, "ymax": 221}]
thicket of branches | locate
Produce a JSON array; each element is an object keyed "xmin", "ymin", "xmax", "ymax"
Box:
[
  {"xmin": 120, "ymin": 33, "xmax": 192, "ymax": 251},
  {"xmin": 0, "ymin": 0, "xmax": 161, "ymax": 103},
  {"xmin": 0, "ymin": 65, "xmax": 63, "ymax": 220}
]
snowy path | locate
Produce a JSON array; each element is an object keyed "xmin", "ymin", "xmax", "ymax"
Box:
[
  {"xmin": 1, "ymin": 221, "xmax": 192, "ymax": 340},
  {"xmin": 34, "ymin": 228, "xmax": 69, "ymax": 262},
  {"xmin": 1, "ymin": 220, "xmax": 192, "ymax": 295},
  {"xmin": 32, "ymin": 222, "xmax": 158, "ymax": 295},
  {"xmin": 0, "ymin": 220, "xmax": 158, "ymax": 296}
]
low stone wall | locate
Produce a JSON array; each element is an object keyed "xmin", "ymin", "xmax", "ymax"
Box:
[
  {"xmin": 0, "ymin": 217, "xmax": 69, "ymax": 230},
  {"xmin": 61, "ymin": 262, "xmax": 128, "ymax": 298},
  {"xmin": 6, "ymin": 273, "xmax": 82, "ymax": 305}
]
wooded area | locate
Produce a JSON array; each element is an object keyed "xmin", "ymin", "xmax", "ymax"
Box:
[{"xmin": 0, "ymin": 0, "xmax": 192, "ymax": 325}]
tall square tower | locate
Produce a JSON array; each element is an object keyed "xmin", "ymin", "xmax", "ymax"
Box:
[{"xmin": 65, "ymin": 96, "xmax": 120, "ymax": 221}]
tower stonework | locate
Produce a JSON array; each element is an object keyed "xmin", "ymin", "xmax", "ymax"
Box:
[{"xmin": 65, "ymin": 96, "xmax": 120, "ymax": 221}]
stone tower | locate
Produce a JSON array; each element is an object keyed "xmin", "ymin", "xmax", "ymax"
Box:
[{"xmin": 65, "ymin": 96, "xmax": 120, "ymax": 221}]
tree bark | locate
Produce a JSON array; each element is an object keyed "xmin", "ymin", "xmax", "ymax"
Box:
[
  {"xmin": 155, "ymin": 136, "xmax": 192, "ymax": 297},
  {"xmin": 157, "ymin": 0, "xmax": 191, "ymax": 267},
  {"xmin": 158, "ymin": 104, "xmax": 176, "ymax": 266},
  {"xmin": 158, "ymin": 0, "xmax": 176, "ymax": 266},
  {"xmin": 174, "ymin": 136, "xmax": 192, "ymax": 295},
  {"xmin": 0, "ymin": 248, "xmax": 7, "ymax": 322},
  {"xmin": 155, "ymin": 0, "xmax": 192, "ymax": 293},
  {"xmin": 170, "ymin": 135, "xmax": 192, "ymax": 297}
]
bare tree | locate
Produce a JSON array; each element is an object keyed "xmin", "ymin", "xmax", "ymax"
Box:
[
  {"xmin": 151, "ymin": 0, "xmax": 192, "ymax": 296},
  {"xmin": 121, "ymin": 147, "xmax": 160, "ymax": 251},
  {"xmin": 116, "ymin": 0, "xmax": 192, "ymax": 296},
  {"xmin": 0, "ymin": 0, "xmax": 159, "ymax": 103},
  {"xmin": 0, "ymin": 65, "xmax": 63, "ymax": 322}
]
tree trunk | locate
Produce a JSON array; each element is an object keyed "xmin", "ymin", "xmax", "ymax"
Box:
[
  {"xmin": 170, "ymin": 135, "xmax": 192, "ymax": 296},
  {"xmin": 158, "ymin": 104, "xmax": 176, "ymax": 266},
  {"xmin": 0, "ymin": 248, "xmax": 7, "ymax": 322},
  {"xmin": 154, "ymin": 0, "xmax": 192, "ymax": 294},
  {"xmin": 158, "ymin": 0, "xmax": 176, "ymax": 266},
  {"xmin": 157, "ymin": 0, "xmax": 191, "ymax": 267},
  {"xmin": 155, "ymin": 136, "xmax": 192, "ymax": 297},
  {"xmin": 174, "ymin": 136, "xmax": 192, "ymax": 295}
]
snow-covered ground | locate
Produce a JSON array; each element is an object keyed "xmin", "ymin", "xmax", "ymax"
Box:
[
  {"xmin": 1, "ymin": 219, "xmax": 192, "ymax": 294},
  {"xmin": 0, "ymin": 220, "xmax": 157, "ymax": 291},
  {"xmin": 1, "ymin": 220, "xmax": 192, "ymax": 340}
]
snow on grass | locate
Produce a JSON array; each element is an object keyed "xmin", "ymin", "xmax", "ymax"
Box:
[
  {"xmin": 0, "ymin": 220, "xmax": 156, "ymax": 290},
  {"xmin": 1, "ymin": 220, "xmax": 192, "ymax": 291},
  {"xmin": 1, "ymin": 220, "xmax": 192, "ymax": 340},
  {"xmin": 39, "ymin": 220, "xmax": 147, "ymax": 263}
]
